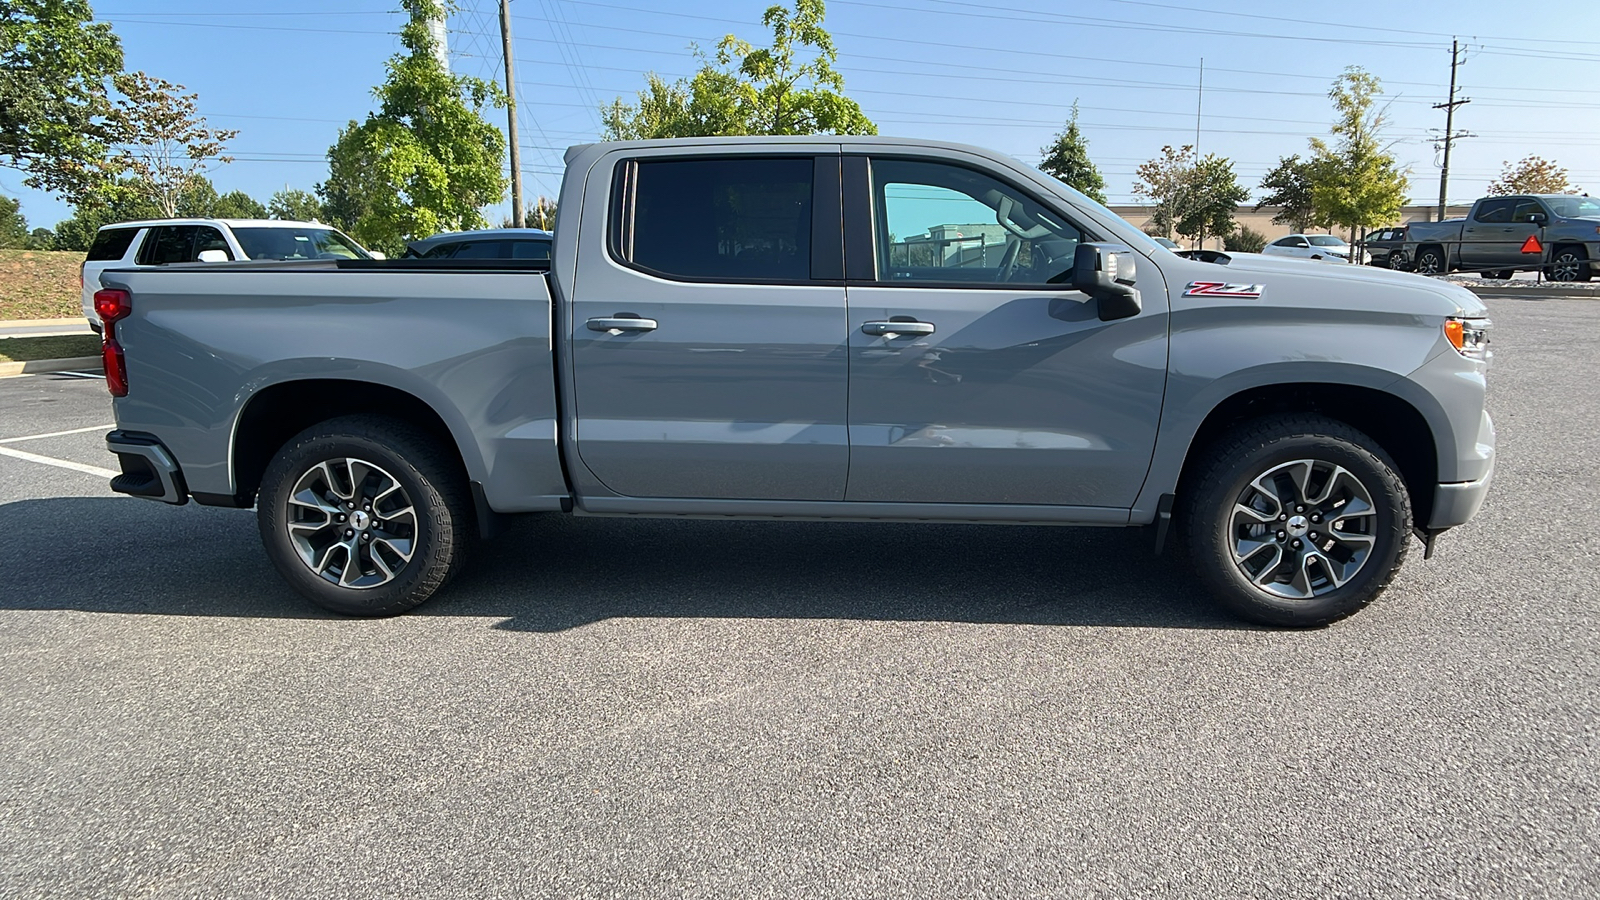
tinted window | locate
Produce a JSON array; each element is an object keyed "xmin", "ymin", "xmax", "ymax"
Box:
[
  {"xmin": 87, "ymin": 227, "xmax": 140, "ymax": 262},
  {"xmin": 194, "ymin": 226, "xmax": 232, "ymax": 259},
  {"xmin": 449, "ymin": 241, "xmax": 506, "ymax": 259},
  {"xmin": 873, "ymin": 158, "xmax": 1085, "ymax": 286},
  {"xmin": 232, "ymin": 227, "xmax": 366, "ymax": 260},
  {"xmin": 511, "ymin": 240, "xmax": 551, "ymax": 260},
  {"xmin": 1474, "ymin": 199, "xmax": 1515, "ymax": 223},
  {"xmin": 419, "ymin": 244, "xmax": 455, "ymax": 259},
  {"xmin": 626, "ymin": 157, "xmax": 813, "ymax": 281},
  {"xmin": 138, "ymin": 226, "xmax": 198, "ymax": 265},
  {"xmin": 1307, "ymin": 235, "xmax": 1347, "ymax": 247},
  {"xmin": 1511, "ymin": 200, "xmax": 1545, "ymax": 223},
  {"xmin": 1270, "ymin": 237, "xmax": 1299, "ymax": 247}
]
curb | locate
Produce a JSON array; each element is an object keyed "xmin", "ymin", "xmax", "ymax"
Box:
[
  {"xmin": 0, "ymin": 355, "xmax": 103, "ymax": 377},
  {"xmin": 1462, "ymin": 285, "xmax": 1600, "ymax": 299},
  {"xmin": 0, "ymin": 318, "xmax": 90, "ymax": 329}
]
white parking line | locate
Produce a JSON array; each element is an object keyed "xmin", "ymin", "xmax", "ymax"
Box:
[
  {"xmin": 0, "ymin": 424, "xmax": 115, "ymax": 444},
  {"xmin": 0, "ymin": 445, "xmax": 119, "ymax": 479}
]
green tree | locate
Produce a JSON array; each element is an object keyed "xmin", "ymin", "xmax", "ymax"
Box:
[
  {"xmin": 1037, "ymin": 102, "xmax": 1106, "ymax": 205},
  {"xmin": 0, "ymin": 194, "xmax": 28, "ymax": 247},
  {"xmin": 102, "ymin": 71, "xmax": 238, "ymax": 217},
  {"xmin": 1256, "ymin": 155, "xmax": 1328, "ymax": 232},
  {"xmin": 602, "ymin": 0, "xmax": 875, "ymax": 139},
  {"xmin": 1133, "ymin": 145, "xmax": 1247, "ymax": 246},
  {"xmin": 1223, "ymin": 225, "xmax": 1267, "ymax": 254},
  {"xmin": 212, "ymin": 190, "xmax": 266, "ymax": 219},
  {"xmin": 268, "ymin": 188, "xmax": 323, "ymax": 222},
  {"xmin": 0, "ymin": 0, "xmax": 123, "ymax": 205},
  {"xmin": 528, "ymin": 196, "xmax": 557, "ymax": 230},
  {"xmin": 50, "ymin": 178, "xmax": 162, "ymax": 250},
  {"xmin": 26, "ymin": 226, "xmax": 53, "ymax": 248},
  {"xmin": 1308, "ymin": 67, "xmax": 1408, "ymax": 251},
  {"xmin": 320, "ymin": 0, "xmax": 507, "ymax": 256},
  {"xmin": 1487, "ymin": 155, "xmax": 1577, "ymax": 195}
]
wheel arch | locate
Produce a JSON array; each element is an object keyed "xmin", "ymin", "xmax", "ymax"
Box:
[
  {"xmin": 1171, "ymin": 382, "xmax": 1439, "ymax": 528},
  {"xmin": 228, "ymin": 377, "xmax": 477, "ymax": 508}
]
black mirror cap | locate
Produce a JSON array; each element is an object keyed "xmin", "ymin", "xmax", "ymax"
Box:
[{"xmin": 1072, "ymin": 242, "xmax": 1143, "ymax": 322}]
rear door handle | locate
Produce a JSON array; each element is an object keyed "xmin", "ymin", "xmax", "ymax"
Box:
[
  {"xmin": 862, "ymin": 320, "xmax": 936, "ymax": 337},
  {"xmin": 587, "ymin": 315, "xmax": 658, "ymax": 333}
]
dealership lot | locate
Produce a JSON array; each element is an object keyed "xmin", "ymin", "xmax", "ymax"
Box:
[{"xmin": 1, "ymin": 297, "xmax": 1595, "ymax": 898}]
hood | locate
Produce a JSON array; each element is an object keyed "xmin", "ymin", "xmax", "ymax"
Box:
[{"xmin": 1168, "ymin": 251, "xmax": 1488, "ymax": 317}]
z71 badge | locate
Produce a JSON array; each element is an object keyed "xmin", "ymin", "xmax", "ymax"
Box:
[{"xmin": 1184, "ymin": 281, "xmax": 1265, "ymax": 298}]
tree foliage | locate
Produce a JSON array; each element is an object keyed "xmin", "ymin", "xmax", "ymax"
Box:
[
  {"xmin": 49, "ymin": 180, "xmax": 160, "ymax": 250},
  {"xmin": 0, "ymin": 0, "xmax": 123, "ymax": 205},
  {"xmin": 1223, "ymin": 225, "xmax": 1267, "ymax": 254},
  {"xmin": 269, "ymin": 188, "xmax": 324, "ymax": 222},
  {"xmin": 602, "ymin": 0, "xmax": 875, "ymax": 140},
  {"xmin": 101, "ymin": 71, "xmax": 238, "ymax": 217},
  {"xmin": 1133, "ymin": 144, "xmax": 1248, "ymax": 244},
  {"xmin": 212, "ymin": 190, "xmax": 266, "ymax": 219},
  {"xmin": 1487, "ymin": 156, "xmax": 1578, "ymax": 195},
  {"xmin": 1307, "ymin": 67, "xmax": 1408, "ymax": 244},
  {"xmin": 320, "ymin": 0, "xmax": 506, "ymax": 256},
  {"xmin": 0, "ymin": 194, "xmax": 28, "ymax": 248},
  {"xmin": 1256, "ymin": 155, "xmax": 1328, "ymax": 232},
  {"xmin": 1037, "ymin": 102, "xmax": 1106, "ymax": 205},
  {"xmin": 528, "ymin": 196, "xmax": 557, "ymax": 230}
]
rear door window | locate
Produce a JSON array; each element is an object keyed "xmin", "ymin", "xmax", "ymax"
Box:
[
  {"xmin": 87, "ymin": 227, "xmax": 140, "ymax": 261},
  {"xmin": 1474, "ymin": 199, "xmax": 1515, "ymax": 224},
  {"xmin": 449, "ymin": 241, "xmax": 507, "ymax": 259},
  {"xmin": 619, "ymin": 156, "xmax": 814, "ymax": 282},
  {"xmin": 511, "ymin": 240, "xmax": 551, "ymax": 260},
  {"xmin": 137, "ymin": 226, "xmax": 198, "ymax": 265}
]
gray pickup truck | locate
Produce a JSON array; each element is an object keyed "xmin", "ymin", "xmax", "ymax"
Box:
[
  {"xmin": 1405, "ymin": 194, "xmax": 1600, "ymax": 281},
  {"xmin": 94, "ymin": 136, "xmax": 1495, "ymax": 627}
]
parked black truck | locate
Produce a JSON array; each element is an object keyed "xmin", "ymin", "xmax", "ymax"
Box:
[{"xmin": 1403, "ymin": 194, "xmax": 1600, "ymax": 282}]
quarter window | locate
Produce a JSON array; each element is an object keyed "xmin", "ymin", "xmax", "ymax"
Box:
[{"xmin": 622, "ymin": 156, "xmax": 814, "ymax": 282}]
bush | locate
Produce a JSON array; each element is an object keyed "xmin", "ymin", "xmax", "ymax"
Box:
[{"xmin": 1224, "ymin": 226, "xmax": 1267, "ymax": 253}]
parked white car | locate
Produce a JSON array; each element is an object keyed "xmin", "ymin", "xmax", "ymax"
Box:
[
  {"xmin": 1261, "ymin": 233, "xmax": 1369, "ymax": 265},
  {"xmin": 81, "ymin": 219, "xmax": 377, "ymax": 330}
]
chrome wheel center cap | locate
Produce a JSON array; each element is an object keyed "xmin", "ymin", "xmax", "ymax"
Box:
[
  {"xmin": 349, "ymin": 510, "xmax": 371, "ymax": 531},
  {"xmin": 1287, "ymin": 515, "xmax": 1309, "ymax": 538}
]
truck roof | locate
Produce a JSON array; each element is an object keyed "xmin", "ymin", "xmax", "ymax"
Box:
[
  {"xmin": 97, "ymin": 218, "xmax": 338, "ymax": 232},
  {"xmin": 563, "ymin": 134, "xmax": 1005, "ymax": 164}
]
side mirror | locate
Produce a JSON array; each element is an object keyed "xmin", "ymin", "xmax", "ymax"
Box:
[
  {"xmin": 1528, "ymin": 212, "xmax": 1548, "ymax": 225},
  {"xmin": 196, "ymin": 249, "xmax": 229, "ymax": 263},
  {"xmin": 1071, "ymin": 243, "xmax": 1141, "ymax": 321}
]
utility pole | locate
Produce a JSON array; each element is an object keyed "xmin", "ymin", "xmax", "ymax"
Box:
[
  {"xmin": 1194, "ymin": 58, "xmax": 1203, "ymax": 249},
  {"xmin": 498, "ymin": 0, "xmax": 524, "ymax": 227},
  {"xmin": 1433, "ymin": 39, "xmax": 1470, "ymax": 222}
]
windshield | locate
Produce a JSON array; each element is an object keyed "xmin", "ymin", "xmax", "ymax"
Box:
[
  {"xmin": 232, "ymin": 227, "xmax": 370, "ymax": 260},
  {"xmin": 1307, "ymin": 235, "xmax": 1348, "ymax": 247},
  {"xmin": 1545, "ymin": 196, "xmax": 1600, "ymax": 218}
]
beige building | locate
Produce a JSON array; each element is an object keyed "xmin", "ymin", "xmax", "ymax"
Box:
[{"xmin": 1110, "ymin": 204, "xmax": 1473, "ymax": 248}]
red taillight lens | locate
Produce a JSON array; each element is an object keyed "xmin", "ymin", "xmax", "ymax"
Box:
[
  {"xmin": 94, "ymin": 288, "xmax": 131, "ymax": 324},
  {"xmin": 94, "ymin": 289, "xmax": 131, "ymax": 396},
  {"xmin": 103, "ymin": 339, "xmax": 127, "ymax": 397}
]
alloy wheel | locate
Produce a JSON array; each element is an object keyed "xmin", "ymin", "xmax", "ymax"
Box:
[
  {"xmin": 285, "ymin": 457, "xmax": 418, "ymax": 589},
  {"xmin": 1228, "ymin": 458, "xmax": 1377, "ymax": 601}
]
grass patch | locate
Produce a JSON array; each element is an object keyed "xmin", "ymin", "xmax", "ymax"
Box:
[
  {"xmin": 0, "ymin": 249, "xmax": 84, "ymax": 320},
  {"xmin": 0, "ymin": 334, "xmax": 102, "ymax": 363}
]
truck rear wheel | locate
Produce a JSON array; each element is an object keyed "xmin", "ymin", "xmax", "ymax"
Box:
[
  {"xmin": 1413, "ymin": 247, "xmax": 1445, "ymax": 275},
  {"xmin": 1180, "ymin": 415, "xmax": 1411, "ymax": 628},
  {"xmin": 256, "ymin": 415, "xmax": 471, "ymax": 616}
]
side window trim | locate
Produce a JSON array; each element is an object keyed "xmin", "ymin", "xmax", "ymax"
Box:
[
  {"xmin": 606, "ymin": 153, "xmax": 838, "ymax": 286},
  {"xmin": 848, "ymin": 153, "xmax": 1101, "ymax": 290}
]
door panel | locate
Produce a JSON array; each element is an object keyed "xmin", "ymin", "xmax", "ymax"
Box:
[
  {"xmin": 1462, "ymin": 198, "xmax": 1514, "ymax": 267},
  {"xmin": 570, "ymin": 153, "xmax": 850, "ymax": 501},
  {"xmin": 843, "ymin": 154, "xmax": 1168, "ymax": 508}
]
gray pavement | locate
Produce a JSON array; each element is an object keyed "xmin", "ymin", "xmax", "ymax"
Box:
[{"xmin": 1, "ymin": 298, "xmax": 1596, "ymax": 898}]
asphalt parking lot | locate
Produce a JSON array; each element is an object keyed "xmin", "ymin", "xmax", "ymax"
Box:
[{"xmin": 1, "ymin": 297, "xmax": 1596, "ymax": 899}]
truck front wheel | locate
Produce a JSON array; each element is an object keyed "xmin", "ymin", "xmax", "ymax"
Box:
[
  {"xmin": 1180, "ymin": 415, "xmax": 1411, "ymax": 627},
  {"xmin": 1549, "ymin": 247, "xmax": 1592, "ymax": 283},
  {"xmin": 256, "ymin": 415, "xmax": 472, "ymax": 616}
]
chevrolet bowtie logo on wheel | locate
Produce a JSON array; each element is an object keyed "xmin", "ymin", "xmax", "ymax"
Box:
[{"xmin": 1183, "ymin": 281, "xmax": 1266, "ymax": 298}]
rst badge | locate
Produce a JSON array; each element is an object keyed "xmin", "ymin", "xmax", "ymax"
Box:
[{"xmin": 1183, "ymin": 281, "xmax": 1265, "ymax": 298}]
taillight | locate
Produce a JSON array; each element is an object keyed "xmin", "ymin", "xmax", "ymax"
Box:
[{"xmin": 95, "ymin": 289, "xmax": 131, "ymax": 397}]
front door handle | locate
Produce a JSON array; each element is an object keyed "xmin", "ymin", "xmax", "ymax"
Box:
[
  {"xmin": 862, "ymin": 320, "xmax": 935, "ymax": 337},
  {"xmin": 587, "ymin": 314, "xmax": 658, "ymax": 333}
]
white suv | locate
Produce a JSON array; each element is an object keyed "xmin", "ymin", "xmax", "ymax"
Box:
[{"xmin": 81, "ymin": 219, "xmax": 376, "ymax": 330}]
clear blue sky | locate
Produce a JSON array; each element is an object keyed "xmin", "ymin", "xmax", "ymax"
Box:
[{"xmin": 6, "ymin": 0, "xmax": 1599, "ymax": 231}]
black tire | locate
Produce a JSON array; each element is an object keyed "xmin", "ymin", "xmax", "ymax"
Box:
[
  {"xmin": 257, "ymin": 415, "xmax": 472, "ymax": 616},
  {"xmin": 1179, "ymin": 414, "xmax": 1411, "ymax": 628},
  {"xmin": 1414, "ymin": 247, "xmax": 1446, "ymax": 275},
  {"xmin": 1549, "ymin": 247, "xmax": 1592, "ymax": 283},
  {"xmin": 1388, "ymin": 250, "xmax": 1410, "ymax": 272}
]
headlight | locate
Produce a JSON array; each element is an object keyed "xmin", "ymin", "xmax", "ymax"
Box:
[{"xmin": 1445, "ymin": 317, "xmax": 1491, "ymax": 361}]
